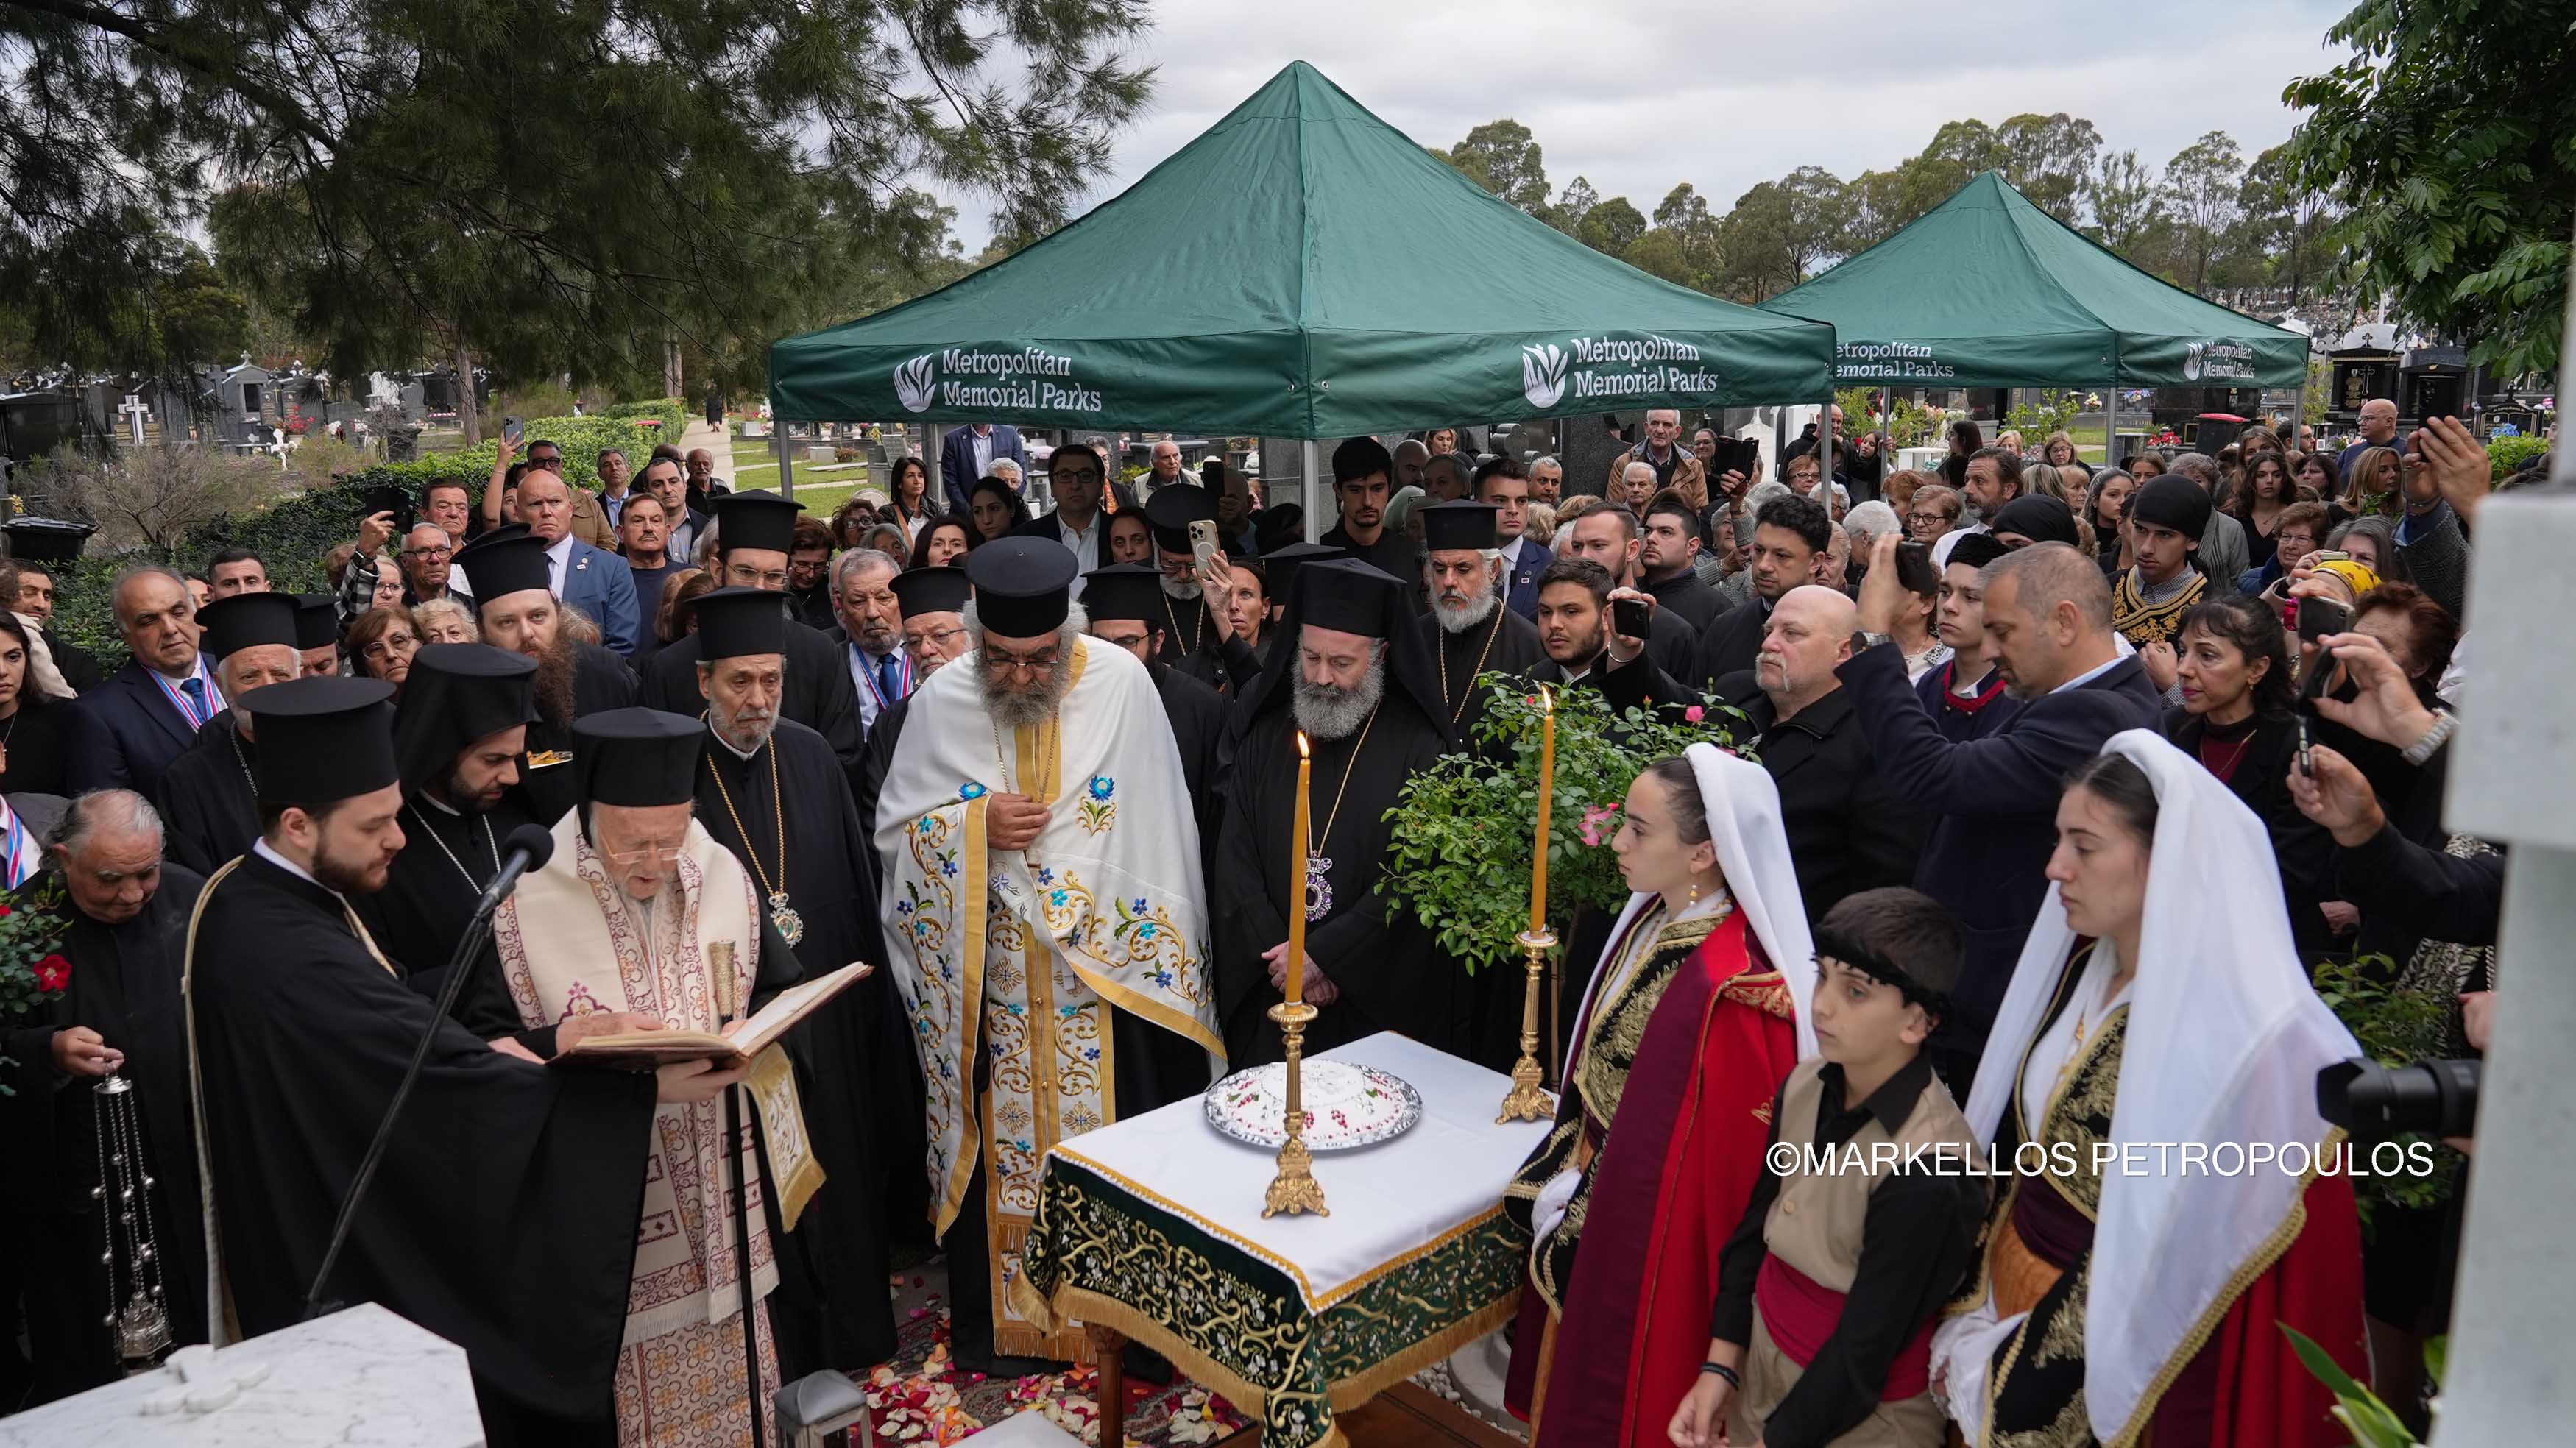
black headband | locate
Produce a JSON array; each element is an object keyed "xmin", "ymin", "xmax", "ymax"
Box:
[{"xmin": 1812, "ymin": 924, "xmax": 1950, "ymax": 1023}]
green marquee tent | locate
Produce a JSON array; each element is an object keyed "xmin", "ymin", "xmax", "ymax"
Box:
[
  {"xmin": 1761, "ymin": 171, "xmax": 2309, "ymax": 393},
  {"xmin": 767, "ymin": 61, "xmax": 1833, "ymax": 441}
]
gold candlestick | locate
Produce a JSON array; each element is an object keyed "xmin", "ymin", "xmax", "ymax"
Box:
[
  {"xmin": 1497, "ymin": 926, "xmax": 1557, "ymax": 1122},
  {"xmin": 1262, "ymin": 1000, "xmax": 1328, "ymax": 1218}
]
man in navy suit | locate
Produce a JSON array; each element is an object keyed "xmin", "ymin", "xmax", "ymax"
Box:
[
  {"xmin": 1475, "ymin": 457, "xmax": 1552, "ymax": 619},
  {"xmin": 66, "ymin": 566, "xmax": 230, "ymax": 798},
  {"xmin": 1008, "ymin": 442, "xmax": 1115, "ymax": 595},
  {"xmin": 1841, "ymin": 538, "xmax": 2162, "ymax": 1087},
  {"xmin": 514, "ymin": 469, "xmax": 641, "ymax": 655},
  {"xmin": 938, "ymin": 422, "xmax": 1030, "ymax": 518}
]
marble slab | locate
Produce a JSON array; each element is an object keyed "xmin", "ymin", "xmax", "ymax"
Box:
[{"xmin": 0, "ymin": 1302, "xmax": 483, "ymax": 1447}]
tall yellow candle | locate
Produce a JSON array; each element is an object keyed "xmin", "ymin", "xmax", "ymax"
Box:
[
  {"xmin": 1287, "ymin": 731, "xmax": 1312, "ymax": 1002},
  {"xmin": 1529, "ymin": 689, "xmax": 1555, "ymax": 933}
]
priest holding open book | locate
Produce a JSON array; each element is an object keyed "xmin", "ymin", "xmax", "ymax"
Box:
[{"xmin": 492, "ymin": 706, "xmax": 812, "ymax": 1445}]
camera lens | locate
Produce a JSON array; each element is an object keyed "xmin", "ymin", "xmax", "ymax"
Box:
[{"xmin": 2317, "ymin": 1057, "xmax": 2480, "ymax": 1140}]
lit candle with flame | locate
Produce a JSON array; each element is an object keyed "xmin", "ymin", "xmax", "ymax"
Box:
[
  {"xmin": 1287, "ymin": 731, "xmax": 1312, "ymax": 1002},
  {"xmin": 1529, "ymin": 689, "xmax": 1555, "ymax": 934}
]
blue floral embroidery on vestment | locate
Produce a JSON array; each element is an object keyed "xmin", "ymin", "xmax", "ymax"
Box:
[{"xmin": 959, "ymin": 781, "xmax": 987, "ymax": 801}]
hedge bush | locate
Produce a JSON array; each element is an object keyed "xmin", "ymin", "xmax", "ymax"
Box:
[
  {"xmin": 2488, "ymin": 434, "xmax": 2549, "ymax": 481},
  {"xmin": 363, "ymin": 414, "xmax": 660, "ymax": 488}
]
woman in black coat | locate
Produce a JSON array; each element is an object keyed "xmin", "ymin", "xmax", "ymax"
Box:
[
  {"xmin": 0, "ymin": 611, "xmax": 74, "ymax": 797},
  {"xmin": 2161, "ymin": 592, "xmax": 2337, "ymax": 959}
]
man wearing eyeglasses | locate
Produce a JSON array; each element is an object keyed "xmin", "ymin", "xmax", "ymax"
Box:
[
  {"xmin": 396, "ymin": 524, "xmax": 470, "ymax": 608},
  {"xmin": 1009, "ymin": 441, "xmax": 1114, "ymax": 592}
]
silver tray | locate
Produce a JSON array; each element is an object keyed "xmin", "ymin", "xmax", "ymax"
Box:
[{"xmin": 1202, "ymin": 1059, "xmax": 1423, "ymax": 1151}]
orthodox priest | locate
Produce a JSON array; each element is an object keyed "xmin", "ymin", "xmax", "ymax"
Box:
[
  {"xmin": 874, "ymin": 537, "xmax": 1222, "ymax": 1374},
  {"xmin": 453, "ymin": 528, "xmax": 638, "ymax": 823},
  {"xmin": 492, "ymin": 708, "xmax": 809, "ymax": 1444},
  {"xmin": 639, "ymin": 490, "xmax": 865, "ymax": 779},
  {"xmin": 184, "ymin": 676, "xmax": 689, "ymax": 1446},
  {"xmin": 294, "ymin": 593, "xmax": 342, "ymax": 676},
  {"xmin": 2, "ymin": 791, "xmax": 207, "ymax": 1401},
  {"xmin": 1079, "ymin": 562, "xmax": 1227, "ymax": 841},
  {"xmin": 353, "ymin": 642, "xmax": 542, "ymax": 1037},
  {"xmin": 155, "ymin": 592, "xmax": 302, "ymax": 873},
  {"xmin": 686, "ymin": 586, "xmax": 905, "ymax": 1369},
  {"xmin": 1212, "ymin": 558, "xmax": 1459, "ymax": 1065},
  {"xmin": 1412, "ymin": 499, "xmax": 1546, "ymax": 744},
  {"xmin": 855, "ymin": 566, "xmax": 974, "ymax": 842},
  {"xmin": 1142, "ymin": 483, "xmax": 1262, "ymax": 694},
  {"xmin": 1503, "ymin": 745, "xmax": 1816, "ymax": 1448}
]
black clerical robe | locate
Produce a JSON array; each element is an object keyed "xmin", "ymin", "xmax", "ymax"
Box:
[
  {"xmin": 1412, "ymin": 605, "xmax": 1547, "ymax": 745},
  {"xmin": 1320, "ymin": 524, "xmax": 1427, "ymax": 612},
  {"xmin": 1150, "ymin": 659, "xmax": 1227, "ymax": 839},
  {"xmin": 185, "ymin": 851, "xmax": 659, "ymax": 1431},
  {"xmin": 520, "ymin": 641, "xmax": 637, "ymax": 823},
  {"xmin": 155, "ymin": 714, "xmax": 261, "ymax": 875},
  {"xmin": 1, "ymin": 868, "xmax": 209, "ymax": 1402},
  {"xmin": 854, "ymin": 692, "xmax": 907, "ymax": 844},
  {"xmin": 354, "ymin": 788, "xmax": 545, "ymax": 1041},
  {"xmin": 1214, "ymin": 694, "xmax": 1458, "ymax": 1065},
  {"xmin": 638, "ymin": 616, "xmax": 864, "ymax": 784},
  {"xmin": 693, "ymin": 720, "xmax": 903, "ymax": 1369}
]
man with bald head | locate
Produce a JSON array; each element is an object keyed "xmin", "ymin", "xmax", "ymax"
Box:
[
  {"xmin": 1600, "ymin": 407, "xmax": 1706, "ymax": 502},
  {"xmin": 516, "ymin": 467, "xmax": 642, "ymax": 654},
  {"xmin": 1844, "ymin": 537, "xmax": 2161, "ymax": 1084},
  {"xmin": 396, "ymin": 523, "xmax": 469, "ymax": 607},
  {"xmin": 68, "ymin": 566, "xmax": 227, "ymax": 797},
  {"xmin": 1390, "ymin": 438, "xmax": 1430, "ymax": 492},
  {"xmin": 2338, "ymin": 397, "xmax": 2402, "ymax": 480},
  {"xmin": 1722, "ymin": 584, "xmax": 1917, "ymax": 921}
]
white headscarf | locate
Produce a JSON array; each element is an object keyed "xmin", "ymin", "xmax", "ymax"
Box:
[
  {"xmin": 1584, "ymin": 742, "xmax": 1819, "ymax": 1060},
  {"xmin": 1963, "ymin": 729, "xmax": 2357, "ymax": 1442}
]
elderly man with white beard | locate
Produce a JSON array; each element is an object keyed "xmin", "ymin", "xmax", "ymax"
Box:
[
  {"xmin": 1409, "ymin": 499, "xmax": 1544, "ymax": 745},
  {"xmin": 873, "ymin": 537, "xmax": 1222, "ymax": 1375},
  {"xmin": 680, "ymin": 587, "xmax": 905, "ymax": 1378},
  {"xmin": 1214, "ymin": 558, "xmax": 1471, "ymax": 1067}
]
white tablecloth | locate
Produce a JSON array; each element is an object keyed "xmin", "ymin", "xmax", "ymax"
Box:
[{"xmin": 1050, "ymin": 1032, "xmax": 1551, "ymax": 1314}]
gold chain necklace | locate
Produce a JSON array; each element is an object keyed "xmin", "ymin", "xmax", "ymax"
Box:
[
  {"xmin": 705, "ymin": 739, "xmax": 802, "ymax": 947},
  {"xmin": 1437, "ymin": 607, "xmax": 1505, "ymax": 726},
  {"xmin": 1302, "ymin": 706, "xmax": 1380, "ymax": 921},
  {"xmin": 1163, "ymin": 592, "xmax": 1205, "ymax": 656}
]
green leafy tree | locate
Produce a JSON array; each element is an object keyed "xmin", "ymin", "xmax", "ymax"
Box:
[
  {"xmin": 1576, "ymin": 195, "xmax": 1647, "ymax": 256},
  {"xmin": 2085, "ymin": 148, "xmax": 2162, "ymax": 256},
  {"xmin": 2230, "ymin": 144, "xmax": 2339, "ymax": 306},
  {"xmin": 2162, "ymin": 131, "xmax": 2245, "ymax": 293},
  {"xmin": 1840, "ymin": 168, "xmax": 1911, "ymax": 253},
  {"xmin": 2286, "ymin": 0, "xmax": 2576, "ymax": 376},
  {"xmin": 1997, "ymin": 112, "xmax": 2104, "ymax": 221},
  {"xmin": 1, "ymin": 0, "xmax": 1150, "ymax": 434},
  {"xmin": 1440, "ymin": 118, "xmax": 1553, "ymax": 216},
  {"xmin": 1716, "ymin": 180, "xmax": 1798, "ymax": 301},
  {"xmin": 1549, "ymin": 175, "xmax": 1599, "ymax": 236}
]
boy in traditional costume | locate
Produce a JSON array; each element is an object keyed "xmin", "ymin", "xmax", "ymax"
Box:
[{"xmin": 1670, "ymin": 887, "xmax": 1986, "ymax": 1448}]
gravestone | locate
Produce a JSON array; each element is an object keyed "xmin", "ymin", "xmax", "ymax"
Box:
[{"xmin": 1561, "ymin": 412, "xmax": 1635, "ymax": 503}]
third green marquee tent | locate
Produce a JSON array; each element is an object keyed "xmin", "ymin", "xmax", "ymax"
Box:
[
  {"xmin": 768, "ymin": 61, "xmax": 1833, "ymax": 438},
  {"xmin": 1761, "ymin": 171, "xmax": 2308, "ymax": 391}
]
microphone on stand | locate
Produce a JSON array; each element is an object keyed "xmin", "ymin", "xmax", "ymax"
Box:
[{"xmin": 304, "ymin": 823, "xmax": 557, "ymax": 1319}]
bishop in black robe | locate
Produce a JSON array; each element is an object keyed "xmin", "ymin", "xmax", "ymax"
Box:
[
  {"xmin": 1, "ymin": 861, "xmax": 209, "ymax": 1402},
  {"xmin": 694, "ymin": 712, "xmax": 905, "ymax": 1369},
  {"xmin": 153, "ymin": 713, "xmax": 260, "ymax": 874},
  {"xmin": 639, "ymin": 617, "xmax": 864, "ymax": 779},
  {"xmin": 1415, "ymin": 600, "xmax": 1546, "ymax": 745},
  {"xmin": 1214, "ymin": 559, "xmax": 1462, "ymax": 1065}
]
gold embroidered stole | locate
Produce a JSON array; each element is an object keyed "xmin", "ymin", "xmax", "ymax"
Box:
[{"xmin": 2112, "ymin": 568, "xmax": 2207, "ymax": 646}]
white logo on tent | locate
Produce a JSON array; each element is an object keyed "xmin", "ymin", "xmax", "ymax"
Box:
[
  {"xmin": 1522, "ymin": 344, "xmax": 1568, "ymax": 409},
  {"xmin": 895, "ymin": 354, "xmax": 937, "ymax": 413},
  {"xmin": 2182, "ymin": 342, "xmax": 2207, "ymax": 383}
]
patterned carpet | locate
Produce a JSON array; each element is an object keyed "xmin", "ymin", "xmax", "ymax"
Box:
[{"xmin": 860, "ymin": 1258, "xmax": 1250, "ymax": 1445}]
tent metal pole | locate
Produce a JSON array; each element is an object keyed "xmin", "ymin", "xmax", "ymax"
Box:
[
  {"xmin": 776, "ymin": 411, "xmax": 793, "ymax": 499},
  {"xmin": 2103, "ymin": 386, "xmax": 2117, "ymax": 470},
  {"xmin": 1302, "ymin": 439, "xmax": 1322, "ymax": 543}
]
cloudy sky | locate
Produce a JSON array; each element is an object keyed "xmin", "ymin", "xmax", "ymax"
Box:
[{"xmin": 946, "ymin": 0, "xmax": 2357, "ymax": 248}]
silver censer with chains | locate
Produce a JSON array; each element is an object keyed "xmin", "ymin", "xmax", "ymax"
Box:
[{"xmin": 93, "ymin": 1071, "xmax": 174, "ymax": 1369}]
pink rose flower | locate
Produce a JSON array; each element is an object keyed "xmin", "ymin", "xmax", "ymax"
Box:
[
  {"xmin": 1578, "ymin": 803, "xmax": 1622, "ymax": 847},
  {"xmin": 1685, "ymin": 705, "xmax": 1705, "ymax": 723}
]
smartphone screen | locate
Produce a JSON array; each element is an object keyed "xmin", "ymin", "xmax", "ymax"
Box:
[
  {"xmin": 2296, "ymin": 595, "xmax": 2352, "ymax": 643},
  {"xmin": 1613, "ymin": 597, "xmax": 1651, "ymax": 638}
]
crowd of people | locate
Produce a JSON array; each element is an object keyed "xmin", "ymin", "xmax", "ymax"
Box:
[{"xmin": 0, "ymin": 399, "xmax": 2530, "ymax": 1448}]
